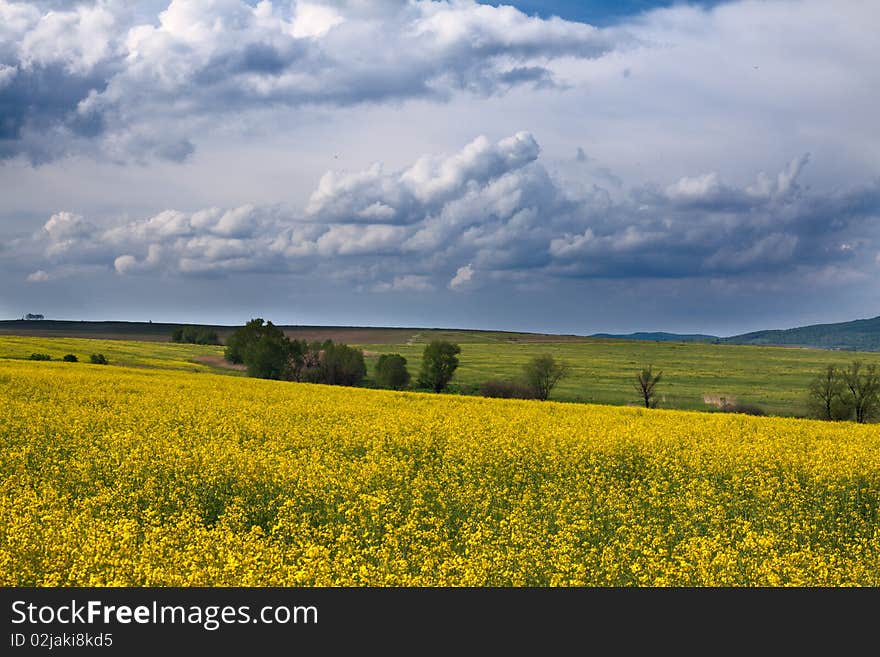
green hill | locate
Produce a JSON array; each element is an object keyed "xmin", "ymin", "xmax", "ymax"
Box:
[{"xmin": 722, "ymin": 315, "xmax": 880, "ymax": 351}]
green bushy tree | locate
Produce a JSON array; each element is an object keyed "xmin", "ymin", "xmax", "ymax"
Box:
[
  {"xmin": 418, "ymin": 341, "xmax": 460, "ymax": 393},
  {"xmin": 321, "ymin": 342, "xmax": 367, "ymax": 386},
  {"xmin": 375, "ymin": 354, "xmax": 410, "ymax": 390},
  {"xmin": 224, "ymin": 318, "xmax": 290, "ymax": 379}
]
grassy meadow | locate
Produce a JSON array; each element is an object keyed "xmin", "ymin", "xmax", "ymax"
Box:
[
  {"xmin": 3, "ymin": 358, "xmax": 880, "ymax": 586},
  {"xmin": 0, "ymin": 335, "xmax": 236, "ymax": 375},
  {"xmin": 4, "ymin": 333, "xmax": 880, "ymax": 417},
  {"xmin": 363, "ymin": 339, "xmax": 880, "ymax": 417}
]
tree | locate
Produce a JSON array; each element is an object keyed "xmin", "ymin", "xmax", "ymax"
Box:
[
  {"xmin": 418, "ymin": 341, "xmax": 461, "ymax": 392},
  {"xmin": 840, "ymin": 361, "xmax": 880, "ymax": 424},
  {"xmin": 807, "ymin": 365, "xmax": 847, "ymax": 421},
  {"xmin": 634, "ymin": 365, "xmax": 662, "ymax": 408},
  {"xmin": 89, "ymin": 353, "xmax": 108, "ymax": 365},
  {"xmin": 522, "ymin": 354, "xmax": 569, "ymax": 401},
  {"xmin": 62, "ymin": 354, "xmax": 78, "ymax": 362},
  {"xmin": 225, "ymin": 318, "xmax": 270, "ymax": 364},
  {"xmin": 296, "ymin": 340, "xmax": 326, "ymax": 383},
  {"xmin": 375, "ymin": 354, "xmax": 411, "ymax": 390},
  {"xmin": 283, "ymin": 338, "xmax": 309, "ymax": 382},
  {"xmin": 321, "ymin": 342, "xmax": 367, "ymax": 386},
  {"xmin": 243, "ymin": 334, "xmax": 290, "ymax": 379},
  {"xmin": 224, "ymin": 318, "xmax": 290, "ymax": 379}
]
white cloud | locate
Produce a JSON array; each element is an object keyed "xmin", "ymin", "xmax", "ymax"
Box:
[
  {"xmin": 0, "ymin": 0, "xmax": 615, "ymax": 162},
  {"xmin": 25, "ymin": 269, "xmax": 49, "ymax": 282},
  {"xmin": 290, "ymin": 2, "xmax": 344, "ymax": 39},
  {"xmin": 449, "ymin": 263, "xmax": 474, "ymax": 290},
  {"xmin": 19, "ymin": 3, "xmax": 117, "ymax": 74},
  {"xmin": 43, "ymin": 211, "xmax": 92, "ymax": 241},
  {"xmin": 665, "ymin": 172, "xmax": 725, "ymax": 203},
  {"xmin": 113, "ymin": 243, "xmax": 162, "ymax": 274},
  {"xmin": 306, "ymin": 132, "xmax": 541, "ymax": 224},
  {"xmin": 0, "ymin": 63, "xmax": 16, "ymax": 87},
  {"xmin": 373, "ymin": 274, "xmax": 434, "ymax": 293}
]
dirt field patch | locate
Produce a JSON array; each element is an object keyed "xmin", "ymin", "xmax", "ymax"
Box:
[
  {"xmin": 702, "ymin": 393, "xmax": 737, "ymax": 408},
  {"xmin": 192, "ymin": 355, "xmax": 247, "ymax": 371}
]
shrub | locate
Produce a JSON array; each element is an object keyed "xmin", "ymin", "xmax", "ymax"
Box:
[
  {"xmin": 479, "ymin": 379, "xmax": 538, "ymax": 399},
  {"xmin": 719, "ymin": 402, "xmax": 765, "ymax": 416},
  {"xmin": 89, "ymin": 354, "xmax": 109, "ymax": 365},
  {"xmin": 28, "ymin": 353, "xmax": 51, "ymax": 361},
  {"xmin": 171, "ymin": 326, "xmax": 221, "ymax": 345},
  {"xmin": 62, "ymin": 354, "xmax": 78, "ymax": 362},
  {"xmin": 375, "ymin": 354, "xmax": 410, "ymax": 390}
]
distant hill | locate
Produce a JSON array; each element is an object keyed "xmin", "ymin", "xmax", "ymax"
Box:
[
  {"xmin": 720, "ymin": 315, "xmax": 880, "ymax": 352},
  {"xmin": 0, "ymin": 320, "xmax": 234, "ymax": 343},
  {"xmin": 593, "ymin": 316, "xmax": 880, "ymax": 351},
  {"xmin": 5, "ymin": 315, "xmax": 880, "ymax": 351},
  {"xmin": 591, "ymin": 332, "xmax": 718, "ymax": 343},
  {"xmin": 0, "ymin": 319, "xmax": 593, "ymax": 345}
]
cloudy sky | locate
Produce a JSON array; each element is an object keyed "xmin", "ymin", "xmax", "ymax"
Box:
[{"xmin": 1, "ymin": 0, "xmax": 878, "ymax": 335}]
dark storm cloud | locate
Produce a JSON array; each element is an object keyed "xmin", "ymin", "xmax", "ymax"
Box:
[
  {"xmin": 0, "ymin": 64, "xmax": 109, "ymax": 162},
  {"xmin": 15, "ymin": 134, "xmax": 880, "ymax": 296}
]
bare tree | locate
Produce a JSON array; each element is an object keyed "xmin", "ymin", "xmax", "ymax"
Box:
[
  {"xmin": 807, "ymin": 364, "xmax": 845, "ymax": 420},
  {"xmin": 634, "ymin": 365, "xmax": 663, "ymax": 408},
  {"xmin": 840, "ymin": 361, "xmax": 880, "ymax": 424},
  {"xmin": 523, "ymin": 354, "xmax": 569, "ymax": 401}
]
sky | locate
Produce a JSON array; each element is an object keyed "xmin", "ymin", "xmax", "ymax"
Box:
[{"xmin": 1, "ymin": 0, "xmax": 878, "ymax": 336}]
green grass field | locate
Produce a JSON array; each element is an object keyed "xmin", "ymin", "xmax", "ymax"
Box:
[
  {"xmin": 3, "ymin": 333, "xmax": 880, "ymax": 418},
  {"xmin": 366, "ymin": 339, "xmax": 880, "ymax": 417},
  {"xmin": 0, "ymin": 335, "xmax": 233, "ymax": 374}
]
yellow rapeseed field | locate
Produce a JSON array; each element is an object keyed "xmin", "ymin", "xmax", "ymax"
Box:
[{"xmin": 2, "ymin": 359, "xmax": 879, "ymax": 586}]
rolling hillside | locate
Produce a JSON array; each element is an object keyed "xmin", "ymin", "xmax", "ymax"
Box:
[
  {"xmin": 721, "ymin": 315, "xmax": 880, "ymax": 351},
  {"xmin": 592, "ymin": 316, "xmax": 880, "ymax": 351}
]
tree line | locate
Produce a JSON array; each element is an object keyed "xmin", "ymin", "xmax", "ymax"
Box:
[
  {"xmin": 626, "ymin": 360, "xmax": 879, "ymax": 423},
  {"xmin": 624, "ymin": 360, "xmax": 878, "ymax": 423},
  {"xmin": 221, "ymin": 318, "xmax": 570, "ymax": 399},
  {"xmin": 224, "ymin": 319, "xmax": 367, "ymax": 385},
  {"xmin": 223, "ymin": 319, "xmax": 463, "ymax": 391},
  {"xmin": 171, "ymin": 325, "xmax": 221, "ymax": 345},
  {"xmin": 218, "ymin": 319, "xmax": 880, "ymax": 421}
]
